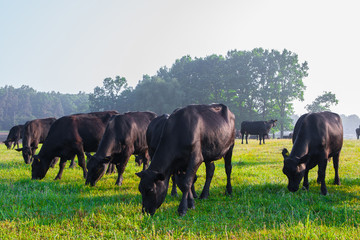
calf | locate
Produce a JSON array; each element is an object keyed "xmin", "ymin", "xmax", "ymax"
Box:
[
  {"xmin": 16, "ymin": 118, "xmax": 56, "ymax": 164},
  {"xmin": 85, "ymin": 111, "xmax": 157, "ymax": 186},
  {"xmin": 136, "ymin": 104, "xmax": 235, "ymax": 216},
  {"xmin": 282, "ymin": 111, "xmax": 343, "ymax": 195},
  {"xmin": 241, "ymin": 119, "xmax": 277, "ymax": 144},
  {"xmin": 4, "ymin": 124, "xmax": 24, "ymax": 149},
  {"xmin": 31, "ymin": 111, "xmax": 119, "ymax": 180}
]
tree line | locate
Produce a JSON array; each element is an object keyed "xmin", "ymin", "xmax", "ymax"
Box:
[
  {"xmin": 90, "ymin": 48, "xmax": 309, "ymax": 136},
  {"xmin": 1, "ymin": 48, "xmax": 341, "ymax": 136},
  {"xmin": 0, "ymin": 85, "xmax": 89, "ymax": 130}
]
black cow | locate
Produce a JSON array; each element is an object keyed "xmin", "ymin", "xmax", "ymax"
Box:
[
  {"xmin": 4, "ymin": 124, "xmax": 24, "ymax": 149},
  {"xmin": 136, "ymin": 114, "xmax": 201, "ymax": 198},
  {"xmin": 241, "ymin": 119, "xmax": 277, "ymax": 144},
  {"xmin": 31, "ymin": 111, "xmax": 119, "ymax": 180},
  {"xmin": 136, "ymin": 103, "xmax": 235, "ymax": 216},
  {"xmin": 86, "ymin": 111, "xmax": 157, "ymax": 186},
  {"xmin": 356, "ymin": 126, "xmax": 360, "ymax": 139},
  {"xmin": 16, "ymin": 118, "xmax": 57, "ymax": 164},
  {"xmin": 282, "ymin": 111, "xmax": 343, "ymax": 195}
]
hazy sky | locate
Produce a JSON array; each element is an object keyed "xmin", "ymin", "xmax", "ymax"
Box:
[{"xmin": 1, "ymin": 0, "xmax": 359, "ymax": 116}]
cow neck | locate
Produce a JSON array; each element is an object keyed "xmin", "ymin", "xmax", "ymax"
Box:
[
  {"xmin": 290, "ymin": 137, "xmax": 309, "ymax": 164},
  {"xmin": 148, "ymin": 147, "xmax": 174, "ymax": 180}
]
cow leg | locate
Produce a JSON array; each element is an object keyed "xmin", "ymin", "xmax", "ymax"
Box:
[
  {"xmin": 333, "ymin": 153, "xmax": 341, "ymax": 185},
  {"xmin": 199, "ymin": 161, "xmax": 215, "ymax": 199},
  {"xmin": 69, "ymin": 156, "xmax": 76, "ymax": 168},
  {"xmin": 302, "ymin": 168, "xmax": 310, "ymax": 190},
  {"xmin": 141, "ymin": 150, "xmax": 150, "ymax": 171},
  {"xmin": 106, "ymin": 163, "xmax": 116, "ymax": 174},
  {"xmin": 318, "ymin": 159, "xmax": 328, "ymax": 195},
  {"xmin": 50, "ymin": 157, "xmax": 59, "ymax": 168},
  {"xmin": 245, "ymin": 134, "xmax": 249, "ymax": 144},
  {"xmin": 76, "ymin": 151, "xmax": 87, "ymax": 179},
  {"xmin": 171, "ymin": 175, "xmax": 178, "ymax": 197},
  {"xmin": 241, "ymin": 133, "xmax": 244, "ymax": 144},
  {"xmin": 259, "ymin": 135, "xmax": 262, "ymax": 145},
  {"xmin": 54, "ymin": 158, "xmax": 67, "ymax": 180},
  {"xmin": 178, "ymin": 150, "xmax": 203, "ymax": 216},
  {"xmin": 224, "ymin": 144, "xmax": 233, "ymax": 195},
  {"xmin": 115, "ymin": 149, "xmax": 132, "ymax": 186}
]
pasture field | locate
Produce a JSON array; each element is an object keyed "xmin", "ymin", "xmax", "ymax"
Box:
[{"xmin": 0, "ymin": 139, "xmax": 359, "ymax": 239}]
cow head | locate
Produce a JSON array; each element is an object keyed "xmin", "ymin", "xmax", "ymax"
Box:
[
  {"xmin": 16, "ymin": 146, "xmax": 35, "ymax": 164},
  {"xmin": 85, "ymin": 154, "xmax": 110, "ymax": 186},
  {"xmin": 136, "ymin": 169, "xmax": 167, "ymax": 216},
  {"xmin": 282, "ymin": 148, "xmax": 306, "ymax": 192},
  {"xmin": 3, "ymin": 140, "xmax": 12, "ymax": 149},
  {"xmin": 31, "ymin": 155, "xmax": 50, "ymax": 180},
  {"xmin": 269, "ymin": 119, "xmax": 277, "ymax": 128},
  {"xmin": 134, "ymin": 155, "xmax": 144, "ymax": 166}
]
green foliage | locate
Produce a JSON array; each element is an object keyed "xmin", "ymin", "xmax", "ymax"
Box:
[
  {"xmin": 306, "ymin": 91, "xmax": 339, "ymax": 113},
  {"xmin": 94, "ymin": 48, "xmax": 308, "ymax": 132},
  {"xmin": 88, "ymin": 76, "xmax": 130, "ymax": 112},
  {"xmin": 0, "ymin": 86, "xmax": 89, "ymax": 130},
  {"xmin": 0, "ymin": 139, "xmax": 359, "ymax": 239}
]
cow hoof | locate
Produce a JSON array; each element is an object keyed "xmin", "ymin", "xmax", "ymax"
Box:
[
  {"xmin": 171, "ymin": 192, "xmax": 178, "ymax": 197},
  {"xmin": 178, "ymin": 210, "xmax": 187, "ymax": 216},
  {"xmin": 334, "ymin": 180, "xmax": 341, "ymax": 185},
  {"xmin": 199, "ymin": 192, "xmax": 209, "ymax": 199}
]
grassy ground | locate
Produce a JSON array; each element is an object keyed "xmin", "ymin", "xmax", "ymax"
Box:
[{"xmin": 0, "ymin": 139, "xmax": 359, "ymax": 239}]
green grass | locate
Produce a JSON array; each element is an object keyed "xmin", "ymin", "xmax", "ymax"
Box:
[{"xmin": 0, "ymin": 139, "xmax": 359, "ymax": 239}]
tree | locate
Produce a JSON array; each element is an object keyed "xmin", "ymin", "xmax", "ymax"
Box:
[
  {"xmin": 305, "ymin": 91, "xmax": 338, "ymax": 113},
  {"xmin": 267, "ymin": 49, "xmax": 308, "ymax": 137},
  {"xmin": 89, "ymin": 76, "xmax": 129, "ymax": 111}
]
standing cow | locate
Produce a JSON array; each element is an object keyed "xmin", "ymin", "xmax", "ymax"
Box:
[
  {"xmin": 356, "ymin": 126, "xmax": 360, "ymax": 139},
  {"xmin": 282, "ymin": 111, "xmax": 343, "ymax": 195},
  {"xmin": 31, "ymin": 111, "xmax": 119, "ymax": 180},
  {"xmin": 16, "ymin": 118, "xmax": 57, "ymax": 164},
  {"xmin": 86, "ymin": 111, "xmax": 157, "ymax": 186},
  {"xmin": 241, "ymin": 119, "xmax": 277, "ymax": 145},
  {"xmin": 136, "ymin": 104, "xmax": 235, "ymax": 216},
  {"xmin": 4, "ymin": 124, "xmax": 24, "ymax": 149}
]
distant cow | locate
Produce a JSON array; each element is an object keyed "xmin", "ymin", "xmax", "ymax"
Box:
[
  {"xmin": 86, "ymin": 111, "xmax": 157, "ymax": 186},
  {"xmin": 356, "ymin": 126, "xmax": 360, "ymax": 139},
  {"xmin": 16, "ymin": 118, "xmax": 57, "ymax": 164},
  {"xmin": 4, "ymin": 124, "xmax": 24, "ymax": 149},
  {"xmin": 241, "ymin": 119, "xmax": 277, "ymax": 144},
  {"xmin": 282, "ymin": 111, "xmax": 343, "ymax": 195},
  {"xmin": 136, "ymin": 104, "xmax": 235, "ymax": 216},
  {"xmin": 31, "ymin": 111, "xmax": 119, "ymax": 180}
]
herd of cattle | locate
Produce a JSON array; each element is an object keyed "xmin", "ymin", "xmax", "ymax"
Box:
[{"xmin": 2, "ymin": 104, "xmax": 344, "ymax": 216}]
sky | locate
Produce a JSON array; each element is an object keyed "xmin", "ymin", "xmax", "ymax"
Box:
[{"xmin": 1, "ymin": 0, "xmax": 359, "ymax": 116}]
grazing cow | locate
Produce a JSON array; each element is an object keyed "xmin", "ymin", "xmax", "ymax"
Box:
[
  {"xmin": 16, "ymin": 118, "xmax": 57, "ymax": 164},
  {"xmin": 356, "ymin": 126, "xmax": 360, "ymax": 139},
  {"xmin": 85, "ymin": 111, "xmax": 157, "ymax": 186},
  {"xmin": 31, "ymin": 111, "xmax": 119, "ymax": 180},
  {"xmin": 241, "ymin": 119, "xmax": 277, "ymax": 144},
  {"xmin": 136, "ymin": 114, "xmax": 200, "ymax": 198},
  {"xmin": 282, "ymin": 111, "xmax": 343, "ymax": 195},
  {"xmin": 136, "ymin": 103, "xmax": 235, "ymax": 216},
  {"xmin": 4, "ymin": 124, "xmax": 24, "ymax": 149}
]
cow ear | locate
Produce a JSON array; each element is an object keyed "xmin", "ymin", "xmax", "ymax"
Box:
[
  {"xmin": 282, "ymin": 148, "xmax": 289, "ymax": 158},
  {"xmin": 15, "ymin": 148, "xmax": 23, "ymax": 152},
  {"xmin": 155, "ymin": 173, "xmax": 165, "ymax": 181},
  {"xmin": 135, "ymin": 171, "xmax": 144, "ymax": 178}
]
